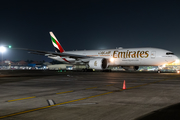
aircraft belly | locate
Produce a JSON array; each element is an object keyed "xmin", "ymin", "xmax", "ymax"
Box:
[{"xmin": 141, "ymin": 58, "xmax": 163, "ymax": 66}]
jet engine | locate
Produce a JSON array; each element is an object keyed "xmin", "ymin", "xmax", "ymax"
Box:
[
  {"xmin": 89, "ymin": 58, "xmax": 108, "ymax": 70},
  {"xmin": 121, "ymin": 66, "xmax": 139, "ymax": 71}
]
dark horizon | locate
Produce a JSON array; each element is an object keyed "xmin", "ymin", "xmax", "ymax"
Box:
[{"xmin": 1, "ymin": 0, "xmax": 180, "ymax": 61}]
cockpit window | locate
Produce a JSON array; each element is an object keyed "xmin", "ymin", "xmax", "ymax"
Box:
[{"xmin": 166, "ymin": 52, "xmax": 174, "ymax": 55}]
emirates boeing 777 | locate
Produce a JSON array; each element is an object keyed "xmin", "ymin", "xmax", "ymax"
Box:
[{"xmin": 22, "ymin": 32, "xmax": 179, "ymax": 71}]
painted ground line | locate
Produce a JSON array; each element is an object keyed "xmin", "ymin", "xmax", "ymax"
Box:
[
  {"xmin": 56, "ymin": 90, "xmax": 74, "ymax": 94},
  {"xmin": 7, "ymin": 96, "xmax": 36, "ymax": 102},
  {"xmin": 0, "ymin": 76, "xmax": 178, "ymax": 119},
  {"xmin": 6, "ymin": 84, "xmax": 114, "ymax": 102},
  {"xmin": 86, "ymin": 87, "xmax": 98, "ymax": 90},
  {"xmin": 6, "ymin": 77, "xmax": 173, "ymax": 103}
]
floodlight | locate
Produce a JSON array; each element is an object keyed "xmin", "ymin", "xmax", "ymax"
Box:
[{"xmin": 0, "ymin": 46, "xmax": 6, "ymax": 53}]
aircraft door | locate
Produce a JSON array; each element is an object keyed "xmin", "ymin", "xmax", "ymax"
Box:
[{"xmin": 151, "ymin": 51, "xmax": 156, "ymax": 59}]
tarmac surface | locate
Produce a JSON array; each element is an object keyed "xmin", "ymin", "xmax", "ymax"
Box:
[{"xmin": 0, "ymin": 70, "xmax": 180, "ymax": 120}]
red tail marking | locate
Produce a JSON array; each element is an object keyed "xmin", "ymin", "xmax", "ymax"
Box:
[{"xmin": 55, "ymin": 40, "xmax": 64, "ymax": 53}]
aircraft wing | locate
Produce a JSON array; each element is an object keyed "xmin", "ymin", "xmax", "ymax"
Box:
[{"xmin": 14, "ymin": 48, "xmax": 94, "ymax": 59}]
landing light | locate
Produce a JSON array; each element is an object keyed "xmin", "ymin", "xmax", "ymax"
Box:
[
  {"xmin": 175, "ymin": 59, "xmax": 179, "ymax": 64},
  {"xmin": 162, "ymin": 64, "xmax": 166, "ymax": 68},
  {"xmin": 110, "ymin": 58, "xmax": 114, "ymax": 62}
]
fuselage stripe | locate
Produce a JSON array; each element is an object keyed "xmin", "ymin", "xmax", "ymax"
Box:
[{"xmin": 62, "ymin": 58, "xmax": 70, "ymax": 63}]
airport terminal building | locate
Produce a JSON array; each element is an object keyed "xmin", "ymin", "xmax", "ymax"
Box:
[{"xmin": 1, "ymin": 59, "xmax": 180, "ymax": 71}]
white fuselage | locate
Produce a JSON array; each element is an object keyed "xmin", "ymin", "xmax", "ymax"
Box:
[{"xmin": 48, "ymin": 47, "xmax": 178, "ymax": 66}]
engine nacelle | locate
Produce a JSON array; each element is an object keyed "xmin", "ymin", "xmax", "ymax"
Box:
[
  {"xmin": 121, "ymin": 66, "xmax": 139, "ymax": 71},
  {"xmin": 89, "ymin": 58, "xmax": 108, "ymax": 70}
]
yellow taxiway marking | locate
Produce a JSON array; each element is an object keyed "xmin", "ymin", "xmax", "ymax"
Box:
[
  {"xmin": 0, "ymin": 76, "xmax": 178, "ymax": 119},
  {"xmin": 5, "ymin": 77, "xmax": 173, "ymax": 103},
  {"xmin": 86, "ymin": 87, "xmax": 97, "ymax": 90},
  {"xmin": 8, "ymin": 91, "xmax": 74, "ymax": 102},
  {"xmin": 56, "ymin": 90, "xmax": 74, "ymax": 94},
  {"xmin": 7, "ymin": 96, "xmax": 36, "ymax": 102},
  {"xmin": 0, "ymin": 91, "xmax": 114, "ymax": 119},
  {"xmin": 6, "ymin": 84, "xmax": 112, "ymax": 103}
]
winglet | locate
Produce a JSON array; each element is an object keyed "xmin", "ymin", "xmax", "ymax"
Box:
[{"xmin": 50, "ymin": 32, "xmax": 65, "ymax": 53}]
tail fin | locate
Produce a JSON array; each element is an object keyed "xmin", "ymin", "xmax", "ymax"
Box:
[{"xmin": 50, "ymin": 32, "xmax": 65, "ymax": 53}]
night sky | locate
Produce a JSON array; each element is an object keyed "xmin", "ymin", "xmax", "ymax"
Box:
[{"xmin": 0, "ymin": 0, "xmax": 180, "ymax": 61}]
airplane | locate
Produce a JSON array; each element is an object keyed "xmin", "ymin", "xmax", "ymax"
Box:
[{"xmin": 20, "ymin": 32, "xmax": 179, "ymax": 72}]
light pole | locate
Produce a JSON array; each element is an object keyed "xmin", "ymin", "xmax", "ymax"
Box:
[{"xmin": 0, "ymin": 46, "xmax": 6, "ymax": 69}]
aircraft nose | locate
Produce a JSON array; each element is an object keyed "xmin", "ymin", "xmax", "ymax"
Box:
[{"xmin": 174, "ymin": 55, "xmax": 179, "ymax": 63}]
